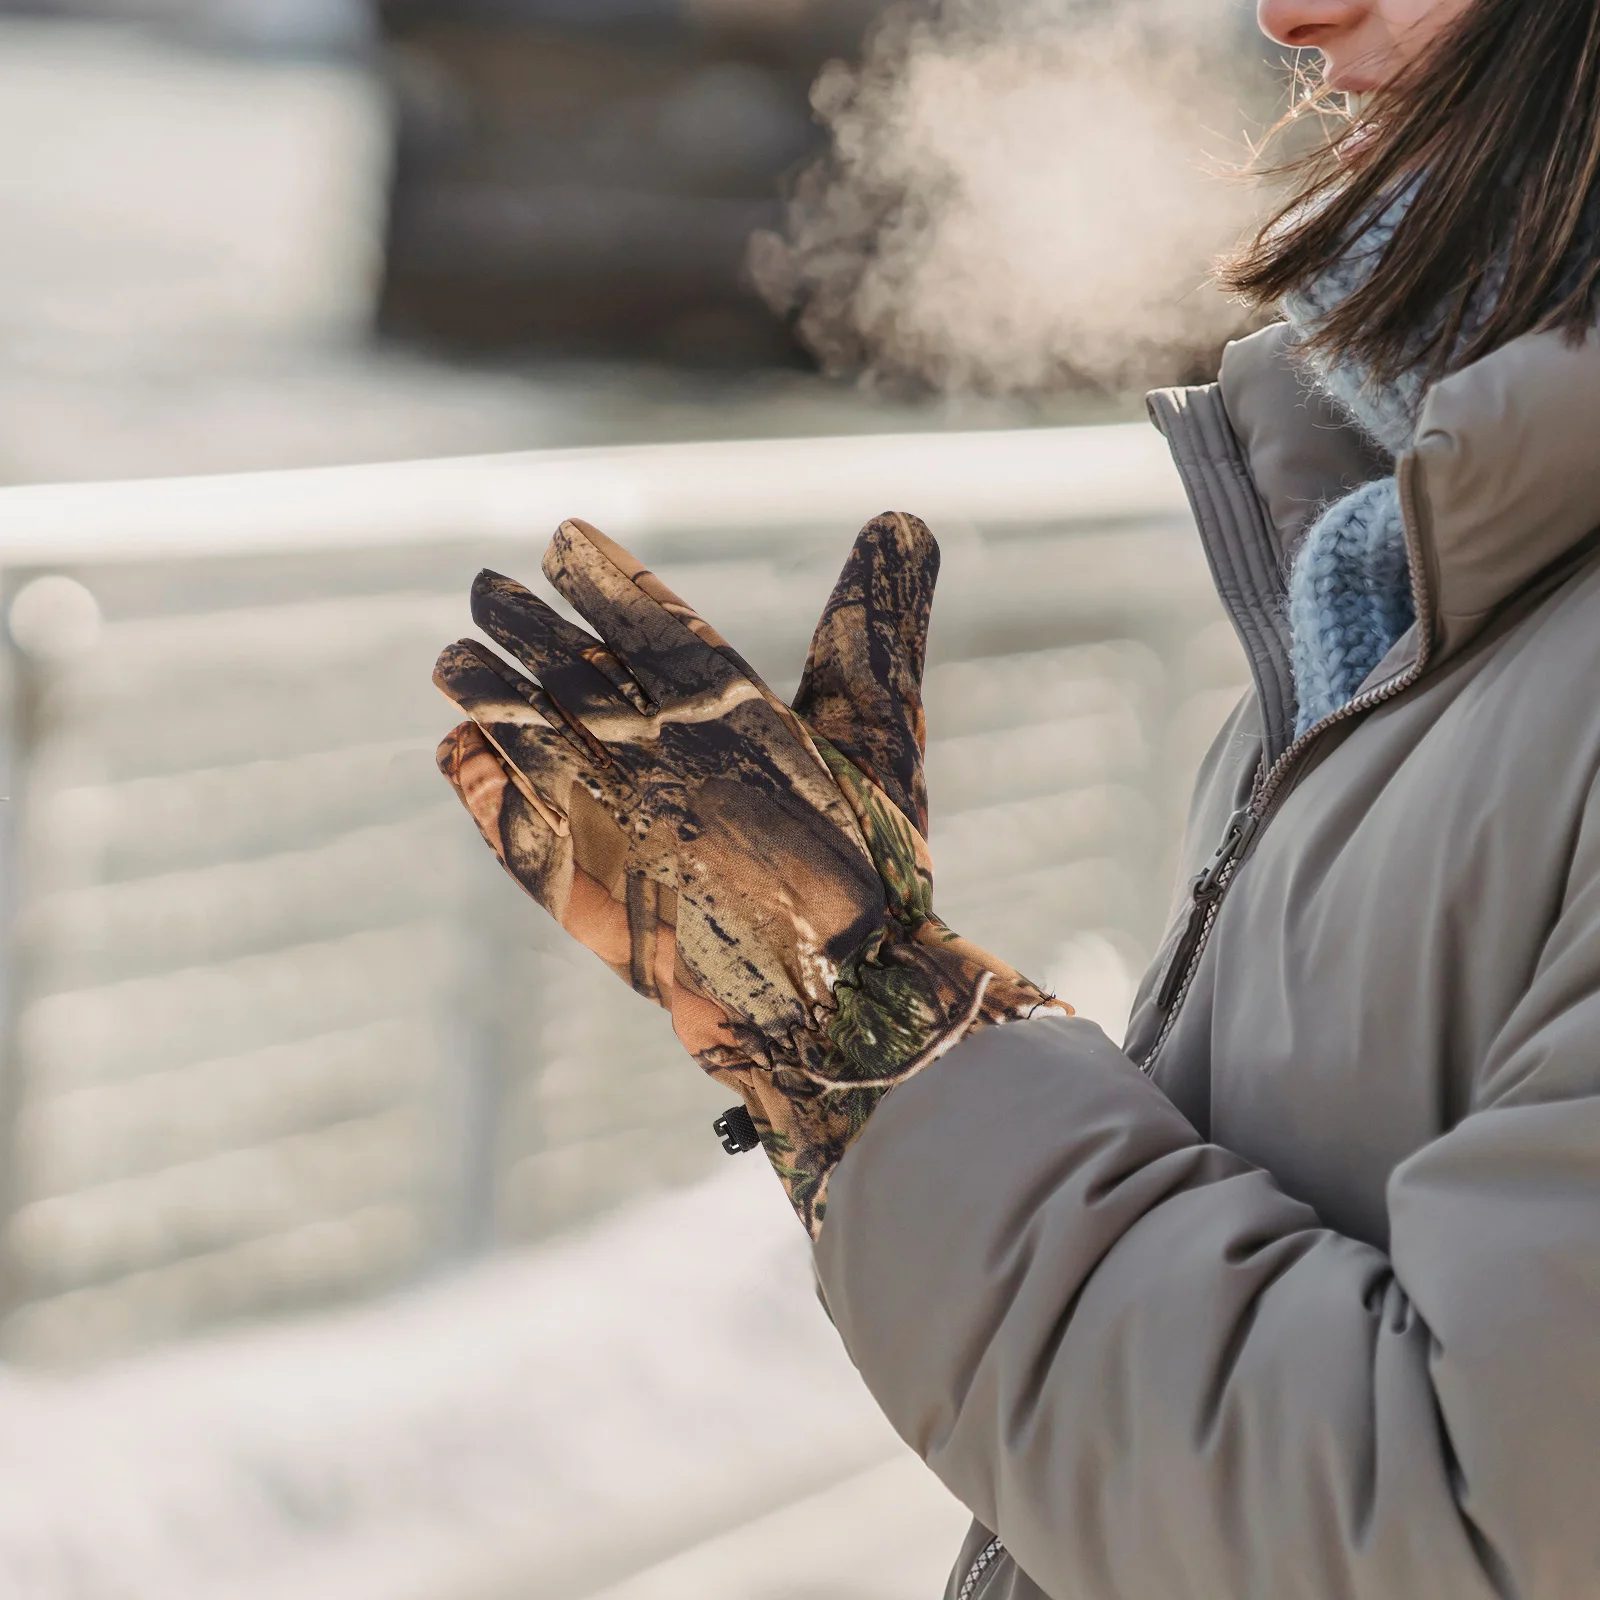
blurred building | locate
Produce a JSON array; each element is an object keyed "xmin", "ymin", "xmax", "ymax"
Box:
[
  {"xmin": 376, "ymin": 0, "xmax": 889, "ymax": 362},
  {"xmin": 0, "ymin": 0, "xmax": 373, "ymax": 51}
]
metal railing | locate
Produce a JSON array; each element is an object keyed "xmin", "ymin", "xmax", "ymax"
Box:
[{"xmin": 0, "ymin": 425, "xmax": 1245, "ymax": 1363}]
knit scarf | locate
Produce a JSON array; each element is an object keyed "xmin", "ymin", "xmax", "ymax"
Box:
[
  {"xmin": 1281, "ymin": 190, "xmax": 1429, "ymax": 736},
  {"xmin": 1278, "ymin": 169, "xmax": 1600, "ymax": 733}
]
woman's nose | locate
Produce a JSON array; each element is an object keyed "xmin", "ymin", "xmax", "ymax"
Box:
[{"xmin": 1257, "ymin": 0, "xmax": 1368, "ymax": 48}]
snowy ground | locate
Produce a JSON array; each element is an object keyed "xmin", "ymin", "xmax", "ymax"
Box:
[{"xmin": 0, "ymin": 1163, "xmax": 970, "ymax": 1600}]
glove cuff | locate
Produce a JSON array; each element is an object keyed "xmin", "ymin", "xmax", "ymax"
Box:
[
  {"xmin": 823, "ymin": 916, "xmax": 1063, "ymax": 1089},
  {"xmin": 721, "ymin": 916, "xmax": 1068, "ymax": 1237}
]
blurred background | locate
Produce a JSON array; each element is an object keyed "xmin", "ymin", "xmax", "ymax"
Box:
[{"xmin": 0, "ymin": 2, "xmax": 1282, "ymax": 1596}]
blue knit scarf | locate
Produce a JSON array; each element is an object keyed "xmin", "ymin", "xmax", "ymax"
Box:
[
  {"xmin": 1281, "ymin": 191, "xmax": 1432, "ymax": 735},
  {"xmin": 1283, "ymin": 476, "xmax": 1413, "ymax": 731},
  {"xmin": 1278, "ymin": 175, "xmax": 1598, "ymax": 732}
]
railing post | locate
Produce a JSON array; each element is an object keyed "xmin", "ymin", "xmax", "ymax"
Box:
[
  {"xmin": 0, "ymin": 569, "xmax": 30, "ymax": 1333},
  {"xmin": 437, "ymin": 827, "xmax": 517, "ymax": 1264}
]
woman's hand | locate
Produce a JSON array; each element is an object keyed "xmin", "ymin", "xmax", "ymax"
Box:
[{"xmin": 433, "ymin": 515, "xmax": 1066, "ymax": 1235}]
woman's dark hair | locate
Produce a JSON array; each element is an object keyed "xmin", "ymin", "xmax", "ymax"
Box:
[{"xmin": 1220, "ymin": 0, "xmax": 1600, "ymax": 386}]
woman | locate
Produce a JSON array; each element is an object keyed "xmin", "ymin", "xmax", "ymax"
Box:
[{"xmin": 434, "ymin": 0, "xmax": 1600, "ymax": 1593}]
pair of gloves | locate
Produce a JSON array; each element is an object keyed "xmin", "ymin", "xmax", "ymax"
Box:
[{"xmin": 434, "ymin": 513, "xmax": 1067, "ymax": 1237}]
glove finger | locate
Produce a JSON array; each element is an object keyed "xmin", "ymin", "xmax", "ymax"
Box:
[
  {"xmin": 793, "ymin": 511, "xmax": 939, "ymax": 834},
  {"xmin": 434, "ymin": 639, "xmax": 634, "ymax": 829},
  {"xmin": 438, "ymin": 720, "xmax": 667, "ymax": 1001},
  {"xmin": 470, "ymin": 568, "xmax": 653, "ymax": 718},
  {"xmin": 542, "ymin": 518, "xmax": 765, "ymax": 705},
  {"xmin": 437, "ymin": 717, "xmax": 570, "ymax": 898}
]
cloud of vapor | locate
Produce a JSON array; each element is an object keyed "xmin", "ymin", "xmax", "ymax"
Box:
[{"xmin": 751, "ymin": 0, "xmax": 1274, "ymax": 396}]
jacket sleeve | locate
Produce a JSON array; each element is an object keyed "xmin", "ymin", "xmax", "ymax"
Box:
[{"xmin": 814, "ymin": 803, "xmax": 1600, "ymax": 1599}]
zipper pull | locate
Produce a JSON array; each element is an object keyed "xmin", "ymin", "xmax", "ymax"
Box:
[{"xmin": 1155, "ymin": 806, "xmax": 1260, "ymax": 1012}]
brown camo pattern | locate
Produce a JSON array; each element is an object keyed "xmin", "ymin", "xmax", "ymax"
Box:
[{"xmin": 435, "ymin": 515, "xmax": 1068, "ymax": 1235}]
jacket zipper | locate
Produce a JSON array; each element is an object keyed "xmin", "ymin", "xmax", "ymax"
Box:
[
  {"xmin": 958, "ymin": 1535, "xmax": 1007, "ymax": 1600},
  {"xmin": 1139, "ymin": 461, "xmax": 1434, "ymax": 1078}
]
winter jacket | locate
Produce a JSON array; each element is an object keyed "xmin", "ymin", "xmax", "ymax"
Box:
[{"xmin": 814, "ymin": 319, "xmax": 1600, "ymax": 1599}]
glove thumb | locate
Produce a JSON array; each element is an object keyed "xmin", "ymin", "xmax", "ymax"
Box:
[{"xmin": 793, "ymin": 512, "xmax": 939, "ymax": 836}]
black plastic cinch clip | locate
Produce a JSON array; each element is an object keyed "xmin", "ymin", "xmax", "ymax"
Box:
[{"xmin": 714, "ymin": 1104, "xmax": 761, "ymax": 1154}]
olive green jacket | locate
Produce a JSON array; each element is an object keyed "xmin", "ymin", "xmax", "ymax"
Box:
[{"xmin": 816, "ymin": 321, "xmax": 1600, "ymax": 1598}]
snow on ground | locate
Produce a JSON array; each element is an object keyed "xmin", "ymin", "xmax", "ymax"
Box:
[
  {"xmin": 587, "ymin": 1454, "xmax": 974, "ymax": 1600},
  {"xmin": 0, "ymin": 1163, "xmax": 967, "ymax": 1600}
]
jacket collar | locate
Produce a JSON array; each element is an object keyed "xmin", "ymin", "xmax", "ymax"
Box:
[
  {"xmin": 1150, "ymin": 320, "xmax": 1600, "ymax": 744},
  {"xmin": 1215, "ymin": 322, "xmax": 1390, "ymax": 558},
  {"xmin": 1406, "ymin": 324, "xmax": 1600, "ymax": 660}
]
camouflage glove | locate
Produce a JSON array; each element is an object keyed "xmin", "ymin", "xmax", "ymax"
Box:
[{"xmin": 433, "ymin": 515, "xmax": 1066, "ymax": 1235}]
